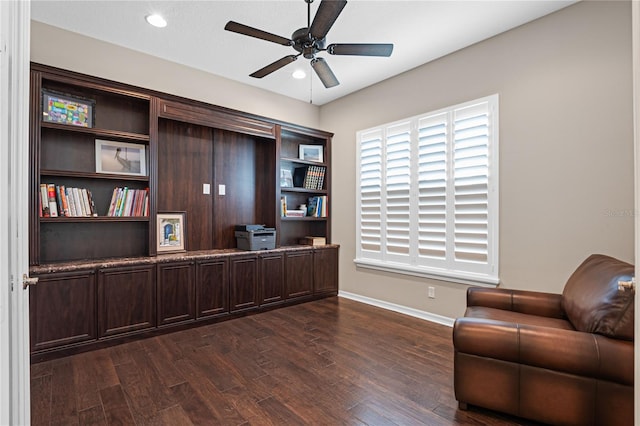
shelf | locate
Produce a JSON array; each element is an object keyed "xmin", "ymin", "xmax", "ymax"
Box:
[
  {"xmin": 281, "ymin": 157, "xmax": 327, "ymax": 167},
  {"xmin": 41, "ymin": 122, "xmax": 150, "ymax": 143},
  {"xmin": 281, "ymin": 187, "xmax": 327, "ymax": 195},
  {"xmin": 41, "ymin": 169, "xmax": 149, "ymax": 182},
  {"xmin": 281, "ymin": 216, "xmax": 328, "ymax": 221},
  {"xmin": 40, "ymin": 216, "xmax": 149, "ymax": 223}
]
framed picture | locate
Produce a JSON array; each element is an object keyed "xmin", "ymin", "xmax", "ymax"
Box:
[
  {"xmin": 299, "ymin": 144, "xmax": 324, "ymax": 163},
  {"xmin": 280, "ymin": 168, "xmax": 294, "ymax": 188},
  {"xmin": 42, "ymin": 90, "xmax": 94, "ymax": 128},
  {"xmin": 95, "ymin": 139, "xmax": 147, "ymax": 176},
  {"xmin": 157, "ymin": 212, "xmax": 186, "ymax": 253}
]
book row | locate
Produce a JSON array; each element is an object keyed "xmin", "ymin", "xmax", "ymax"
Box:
[
  {"xmin": 307, "ymin": 195, "xmax": 328, "ymax": 218},
  {"xmin": 280, "ymin": 195, "xmax": 328, "ymax": 218},
  {"xmin": 39, "ymin": 183, "xmax": 96, "ymax": 217},
  {"xmin": 293, "ymin": 165, "xmax": 326, "ymax": 190},
  {"xmin": 107, "ymin": 187, "xmax": 149, "ymax": 217}
]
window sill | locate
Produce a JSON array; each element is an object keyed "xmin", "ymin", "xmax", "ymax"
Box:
[{"xmin": 353, "ymin": 258, "xmax": 499, "ymax": 287}]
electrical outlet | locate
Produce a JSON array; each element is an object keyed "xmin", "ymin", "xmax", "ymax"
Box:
[{"xmin": 428, "ymin": 286, "xmax": 436, "ymax": 299}]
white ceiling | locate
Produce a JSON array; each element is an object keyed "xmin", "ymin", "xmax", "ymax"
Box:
[{"xmin": 31, "ymin": 0, "xmax": 576, "ymax": 105}]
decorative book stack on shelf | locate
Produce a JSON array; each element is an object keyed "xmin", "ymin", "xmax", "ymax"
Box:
[
  {"xmin": 39, "ymin": 183, "xmax": 96, "ymax": 217},
  {"xmin": 293, "ymin": 165, "xmax": 326, "ymax": 190},
  {"xmin": 306, "ymin": 195, "xmax": 328, "ymax": 218},
  {"xmin": 106, "ymin": 187, "xmax": 149, "ymax": 217}
]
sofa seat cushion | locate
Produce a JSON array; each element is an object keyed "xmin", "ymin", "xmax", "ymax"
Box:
[
  {"xmin": 561, "ymin": 254, "xmax": 634, "ymax": 340},
  {"xmin": 455, "ymin": 313, "xmax": 632, "ymax": 383},
  {"xmin": 465, "ymin": 306, "xmax": 575, "ymax": 331}
]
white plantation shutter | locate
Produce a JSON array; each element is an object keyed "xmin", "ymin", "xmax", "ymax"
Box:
[
  {"xmin": 417, "ymin": 113, "xmax": 448, "ymax": 262},
  {"xmin": 453, "ymin": 102, "xmax": 490, "ymax": 267},
  {"xmin": 356, "ymin": 95, "xmax": 498, "ymax": 285},
  {"xmin": 358, "ymin": 129, "xmax": 383, "ymax": 257},
  {"xmin": 385, "ymin": 122, "xmax": 411, "ymax": 259}
]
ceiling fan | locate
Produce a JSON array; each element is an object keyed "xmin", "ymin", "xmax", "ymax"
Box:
[{"xmin": 224, "ymin": 0, "xmax": 393, "ymax": 89}]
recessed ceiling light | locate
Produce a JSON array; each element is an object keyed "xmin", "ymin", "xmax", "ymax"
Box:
[
  {"xmin": 145, "ymin": 14, "xmax": 167, "ymax": 28},
  {"xmin": 292, "ymin": 69, "xmax": 306, "ymax": 79}
]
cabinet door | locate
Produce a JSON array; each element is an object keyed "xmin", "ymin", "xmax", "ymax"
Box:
[
  {"xmin": 30, "ymin": 270, "xmax": 96, "ymax": 353},
  {"xmin": 229, "ymin": 255, "xmax": 258, "ymax": 312},
  {"xmin": 98, "ymin": 264, "xmax": 155, "ymax": 338},
  {"xmin": 260, "ymin": 252, "xmax": 284, "ymax": 306},
  {"xmin": 196, "ymin": 258, "xmax": 229, "ymax": 319},
  {"xmin": 285, "ymin": 250, "xmax": 313, "ymax": 299},
  {"xmin": 157, "ymin": 261, "xmax": 196, "ymax": 326},
  {"xmin": 314, "ymin": 246, "xmax": 339, "ymax": 295}
]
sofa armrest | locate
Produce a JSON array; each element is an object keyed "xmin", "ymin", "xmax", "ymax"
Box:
[
  {"xmin": 467, "ymin": 287, "xmax": 565, "ymax": 319},
  {"xmin": 453, "ymin": 317, "xmax": 633, "ymax": 385}
]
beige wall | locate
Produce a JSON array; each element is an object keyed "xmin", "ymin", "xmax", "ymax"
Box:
[
  {"xmin": 31, "ymin": 1, "xmax": 634, "ymax": 320},
  {"xmin": 321, "ymin": 0, "xmax": 634, "ymax": 319},
  {"xmin": 30, "ymin": 21, "xmax": 322, "ymax": 130}
]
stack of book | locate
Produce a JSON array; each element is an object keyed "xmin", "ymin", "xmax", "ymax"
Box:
[
  {"xmin": 307, "ymin": 196, "xmax": 328, "ymax": 217},
  {"xmin": 107, "ymin": 187, "xmax": 149, "ymax": 217},
  {"xmin": 293, "ymin": 165, "xmax": 326, "ymax": 190},
  {"xmin": 39, "ymin": 183, "xmax": 96, "ymax": 217}
]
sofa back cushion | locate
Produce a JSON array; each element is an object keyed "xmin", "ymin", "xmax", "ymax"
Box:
[{"xmin": 561, "ymin": 254, "xmax": 634, "ymax": 340}]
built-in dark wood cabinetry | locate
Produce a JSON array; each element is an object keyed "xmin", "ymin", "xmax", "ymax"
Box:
[
  {"xmin": 260, "ymin": 252, "xmax": 285, "ymax": 306},
  {"xmin": 196, "ymin": 258, "xmax": 229, "ymax": 319},
  {"xmin": 314, "ymin": 246, "xmax": 340, "ymax": 295},
  {"xmin": 29, "ymin": 68, "xmax": 153, "ymax": 265},
  {"xmin": 285, "ymin": 249, "xmax": 314, "ymax": 299},
  {"xmin": 30, "ymin": 270, "xmax": 96, "ymax": 352},
  {"xmin": 229, "ymin": 254, "xmax": 259, "ymax": 312},
  {"xmin": 279, "ymin": 127, "xmax": 331, "ymax": 246},
  {"xmin": 28, "ymin": 63, "xmax": 339, "ymax": 361},
  {"xmin": 157, "ymin": 261, "xmax": 196, "ymax": 326},
  {"xmin": 97, "ymin": 264, "xmax": 156, "ymax": 338}
]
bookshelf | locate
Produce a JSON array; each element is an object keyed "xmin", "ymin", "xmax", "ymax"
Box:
[
  {"xmin": 278, "ymin": 126, "xmax": 331, "ymax": 246},
  {"xmin": 30, "ymin": 66, "xmax": 152, "ymax": 264}
]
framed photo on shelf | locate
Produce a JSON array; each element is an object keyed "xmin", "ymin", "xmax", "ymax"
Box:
[
  {"xmin": 299, "ymin": 144, "xmax": 323, "ymax": 163},
  {"xmin": 42, "ymin": 90, "xmax": 94, "ymax": 128},
  {"xmin": 95, "ymin": 139, "xmax": 147, "ymax": 176},
  {"xmin": 157, "ymin": 212, "xmax": 186, "ymax": 253},
  {"xmin": 280, "ymin": 168, "xmax": 294, "ymax": 188}
]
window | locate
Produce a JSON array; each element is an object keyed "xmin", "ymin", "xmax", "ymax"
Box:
[{"xmin": 355, "ymin": 95, "xmax": 499, "ymax": 286}]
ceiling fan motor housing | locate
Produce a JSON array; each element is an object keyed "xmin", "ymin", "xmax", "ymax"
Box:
[{"xmin": 292, "ymin": 27, "xmax": 325, "ymax": 59}]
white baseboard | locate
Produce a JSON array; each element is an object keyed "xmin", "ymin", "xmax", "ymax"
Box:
[{"xmin": 338, "ymin": 291, "xmax": 455, "ymax": 327}]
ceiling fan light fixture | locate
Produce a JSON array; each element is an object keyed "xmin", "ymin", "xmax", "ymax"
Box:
[
  {"xmin": 145, "ymin": 14, "xmax": 167, "ymax": 28},
  {"xmin": 292, "ymin": 69, "xmax": 307, "ymax": 79}
]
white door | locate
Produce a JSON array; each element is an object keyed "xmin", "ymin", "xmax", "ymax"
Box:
[
  {"xmin": 634, "ymin": 2, "xmax": 640, "ymax": 424},
  {"xmin": 0, "ymin": 1, "xmax": 32, "ymax": 424}
]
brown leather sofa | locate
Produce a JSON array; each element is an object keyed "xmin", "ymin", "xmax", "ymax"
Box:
[{"xmin": 453, "ymin": 254, "xmax": 634, "ymax": 425}]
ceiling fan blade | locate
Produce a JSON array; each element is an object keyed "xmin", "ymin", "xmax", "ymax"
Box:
[
  {"xmin": 327, "ymin": 43, "xmax": 394, "ymax": 57},
  {"xmin": 250, "ymin": 55, "xmax": 299, "ymax": 79},
  {"xmin": 309, "ymin": 0, "xmax": 347, "ymax": 40},
  {"xmin": 225, "ymin": 21, "xmax": 293, "ymax": 46},
  {"xmin": 311, "ymin": 57, "xmax": 339, "ymax": 88}
]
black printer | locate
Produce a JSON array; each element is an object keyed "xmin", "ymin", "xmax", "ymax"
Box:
[{"xmin": 234, "ymin": 224, "xmax": 276, "ymax": 250}]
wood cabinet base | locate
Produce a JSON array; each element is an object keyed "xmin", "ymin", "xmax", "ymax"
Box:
[{"xmin": 30, "ymin": 245, "xmax": 338, "ymax": 363}]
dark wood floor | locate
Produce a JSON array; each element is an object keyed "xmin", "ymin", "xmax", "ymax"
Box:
[{"xmin": 30, "ymin": 297, "xmax": 538, "ymax": 425}]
